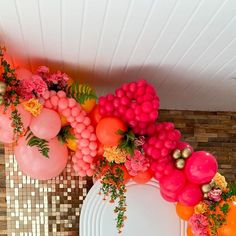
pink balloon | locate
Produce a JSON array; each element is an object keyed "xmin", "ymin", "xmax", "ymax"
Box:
[
  {"xmin": 178, "ymin": 183, "xmax": 203, "ymax": 206},
  {"xmin": 15, "ymin": 67, "xmax": 32, "ymax": 80},
  {"xmin": 160, "ymin": 169, "xmax": 186, "ymax": 193},
  {"xmin": 160, "ymin": 187, "xmax": 178, "ymax": 202},
  {"xmin": 17, "ymin": 104, "xmax": 32, "ymax": 129},
  {"xmin": 15, "ymin": 136, "xmax": 68, "ymax": 180},
  {"xmin": 30, "ymin": 108, "xmax": 61, "ymax": 140},
  {"xmin": 176, "ymin": 141, "xmax": 194, "ymax": 152},
  {"xmin": 185, "ymin": 151, "xmax": 218, "ymax": 184},
  {"xmin": 0, "ymin": 108, "xmax": 14, "ymax": 143}
]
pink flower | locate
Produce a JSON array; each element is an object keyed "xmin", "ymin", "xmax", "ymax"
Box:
[
  {"xmin": 125, "ymin": 150, "xmax": 149, "ymax": 176},
  {"xmin": 32, "ymin": 75, "xmax": 48, "ymax": 95},
  {"xmin": 208, "ymin": 189, "xmax": 222, "ymax": 202},
  {"xmin": 37, "ymin": 66, "xmax": 49, "ymax": 74},
  {"xmin": 19, "ymin": 79, "xmax": 35, "ymax": 99},
  {"xmin": 189, "ymin": 214, "xmax": 209, "ymax": 236}
]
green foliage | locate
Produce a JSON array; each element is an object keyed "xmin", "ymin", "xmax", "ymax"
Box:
[
  {"xmin": 11, "ymin": 108, "xmax": 24, "ymax": 135},
  {"xmin": 118, "ymin": 129, "xmax": 136, "ymax": 155},
  {"xmin": 57, "ymin": 125, "xmax": 76, "ymax": 143},
  {"xmin": 66, "ymin": 82, "xmax": 97, "ymax": 105},
  {"xmin": 25, "ymin": 130, "xmax": 49, "ymax": 158}
]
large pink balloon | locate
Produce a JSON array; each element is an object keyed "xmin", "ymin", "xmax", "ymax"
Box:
[
  {"xmin": 160, "ymin": 187, "xmax": 178, "ymax": 202},
  {"xmin": 0, "ymin": 108, "xmax": 14, "ymax": 143},
  {"xmin": 185, "ymin": 151, "xmax": 218, "ymax": 184},
  {"xmin": 30, "ymin": 108, "xmax": 61, "ymax": 140},
  {"xmin": 15, "ymin": 136, "xmax": 68, "ymax": 180},
  {"xmin": 160, "ymin": 169, "xmax": 186, "ymax": 193},
  {"xmin": 178, "ymin": 183, "xmax": 203, "ymax": 206},
  {"xmin": 15, "ymin": 67, "xmax": 32, "ymax": 80},
  {"xmin": 17, "ymin": 104, "xmax": 32, "ymax": 129}
]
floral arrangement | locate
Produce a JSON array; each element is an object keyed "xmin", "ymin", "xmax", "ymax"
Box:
[{"xmin": 0, "ymin": 46, "xmax": 236, "ymax": 236}]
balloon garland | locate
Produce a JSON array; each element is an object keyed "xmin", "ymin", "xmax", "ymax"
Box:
[{"xmin": 1, "ymin": 46, "xmax": 236, "ymax": 236}]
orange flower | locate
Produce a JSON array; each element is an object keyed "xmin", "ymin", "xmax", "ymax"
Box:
[
  {"xmin": 103, "ymin": 146, "xmax": 127, "ymax": 164},
  {"xmin": 213, "ymin": 172, "xmax": 228, "ymax": 191},
  {"xmin": 194, "ymin": 201, "xmax": 208, "ymax": 214}
]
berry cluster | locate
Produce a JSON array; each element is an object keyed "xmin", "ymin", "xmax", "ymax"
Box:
[{"xmin": 98, "ymin": 79, "xmax": 159, "ymax": 135}]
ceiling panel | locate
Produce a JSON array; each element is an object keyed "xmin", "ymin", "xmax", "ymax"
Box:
[{"xmin": 0, "ymin": 0, "xmax": 235, "ymax": 111}]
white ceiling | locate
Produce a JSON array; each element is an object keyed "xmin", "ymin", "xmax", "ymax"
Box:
[{"xmin": 0, "ymin": 0, "xmax": 235, "ymax": 111}]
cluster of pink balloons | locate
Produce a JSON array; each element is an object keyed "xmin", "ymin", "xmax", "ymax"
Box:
[
  {"xmin": 159, "ymin": 143, "xmax": 218, "ymax": 206},
  {"xmin": 41, "ymin": 90, "xmax": 98, "ymax": 177}
]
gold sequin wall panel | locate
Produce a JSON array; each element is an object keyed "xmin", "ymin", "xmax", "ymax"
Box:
[{"xmin": 4, "ymin": 144, "xmax": 92, "ymax": 236}]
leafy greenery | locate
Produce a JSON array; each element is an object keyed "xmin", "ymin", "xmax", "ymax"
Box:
[
  {"xmin": 57, "ymin": 125, "xmax": 76, "ymax": 144},
  {"xmin": 118, "ymin": 129, "xmax": 136, "ymax": 155},
  {"xmin": 66, "ymin": 82, "xmax": 97, "ymax": 105},
  {"xmin": 0, "ymin": 46, "xmax": 22, "ymax": 135},
  {"xmin": 25, "ymin": 130, "xmax": 49, "ymax": 158}
]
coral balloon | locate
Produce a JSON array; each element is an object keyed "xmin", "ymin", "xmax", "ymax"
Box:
[
  {"xmin": 176, "ymin": 202, "xmax": 194, "ymax": 221},
  {"xmin": 15, "ymin": 136, "xmax": 68, "ymax": 180},
  {"xmin": 30, "ymin": 108, "xmax": 61, "ymax": 140},
  {"xmin": 89, "ymin": 105, "xmax": 102, "ymax": 125},
  {"xmin": 178, "ymin": 183, "xmax": 202, "ymax": 206},
  {"xmin": 15, "ymin": 67, "xmax": 32, "ymax": 80},
  {"xmin": 96, "ymin": 117, "xmax": 126, "ymax": 146},
  {"xmin": 0, "ymin": 108, "xmax": 14, "ymax": 143},
  {"xmin": 160, "ymin": 169, "xmax": 186, "ymax": 193},
  {"xmin": 187, "ymin": 225, "xmax": 195, "ymax": 236},
  {"xmin": 218, "ymin": 223, "xmax": 236, "ymax": 236},
  {"xmin": 133, "ymin": 168, "xmax": 153, "ymax": 184},
  {"xmin": 185, "ymin": 151, "xmax": 218, "ymax": 184},
  {"xmin": 226, "ymin": 200, "xmax": 236, "ymax": 225},
  {"xmin": 17, "ymin": 104, "xmax": 32, "ymax": 129}
]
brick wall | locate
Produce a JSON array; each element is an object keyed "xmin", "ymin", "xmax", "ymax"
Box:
[{"xmin": 158, "ymin": 110, "xmax": 236, "ymax": 182}]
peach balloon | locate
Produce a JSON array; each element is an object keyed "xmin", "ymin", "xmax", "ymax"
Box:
[
  {"xmin": 30, "ymin": 108, "xmax": 61, "ymax": 140},
  {"xmin": 187, "ymin": 225, "xmax": 195, "ymax": 236},
  {"xmin": 15, "ymin": 67, "xmax": 32, "ymax": 80},
  {"xmin": 17, "ymin": 104, "xmax": 32, "ymax": 129},
  {"xmin": 0, "ymin": 109, "xmax": 14, "ymax": 143},
  {"xmin": 15, "ymin": 136, "xmax": 68, "ymax": 180}
]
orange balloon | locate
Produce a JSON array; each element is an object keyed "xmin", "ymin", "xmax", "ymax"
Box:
[
  {"xmin": 226, "ymin": 200, "xmax": 236, "ymax": 225},
  {"xmin": 176, "ymin": 202, "xmax": 194, "ymax": 221},
  {"xmin": 133, "ymin": 168, "xmax": 153, "ymax": 184},
  {"xmin": 187, "ymin": 225, "xmax": 195, "ymax": 236},
  {"xmin": 96, "ymin": 117, "xmax": 126, "ymax": 146},
  {"xmin": 218, "ymin": 223, "xmax": 236, "ymax": 236}
]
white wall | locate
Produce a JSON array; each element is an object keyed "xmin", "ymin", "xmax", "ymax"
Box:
[{"xmin": 0, "ymin": 0, "xmax": 235, "ymax": 111}]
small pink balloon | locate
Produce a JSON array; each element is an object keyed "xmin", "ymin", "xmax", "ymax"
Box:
[
  {"xmin": 0, "ymin": 109, "xmax": 14, "ymax": 143},
  {"xmin": 178, "ymin": 183, "xmax": 203, "ymax": 206},
  {"xmin": 15, "ymin": 67, "xmax": 32, "ymax": 80},
  {"xmin": 185, "ymin": 151, "xmax": 218, "ymax": 184},
  {"xmin": 176, "ymin": 141, "xmax": 194, "ymax": 152},
  {"xmin": 30, "ymin": 108, "xmax": 61, "ymax": 140},
  {"xmin": 15, "ymin": 136, "xmax": 68, "ymax": 180},
  {"xmin": 160, "ymin": 169, "xmax": 186, "ymax": 193},
  {"xmin": 17, "ymin": 104, "xmax": 32, "ymax": 129}
]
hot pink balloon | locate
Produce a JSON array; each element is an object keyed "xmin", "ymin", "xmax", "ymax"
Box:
[
  {"xmin": 185, "ymin": 151, "xmax": 218, "ymax": 184},
  {"xmin": 160, "ymin": 169, "xmax": 186, "ymax": 193},
  {"xmin": 15, "ymin": 67, "xmax": 32, "ymax": 81},
  {"xmin": 15, "ymin": 136, "xmax": 68, "ymax": 180},
  {"xmin": 176, "ymin": 141, "xmax": 194, "ymax": 152},
  {"xmin": 30, "ymin": 108, "xmax": 61, "ymax": 140},
  {"xmin": 178, "ymin": 183, "xmax": 203, "ymax": 206},
  {"xmin": 160, "ymin": 187, "xmax": 178, "ymax": 202},
  {"xmin": 0, "ymin": 108, "xmax": 14, "ymax": 143},
  {"xmin": 17, "ymin": 104, "xmax": 32, "ymax": 129}
]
